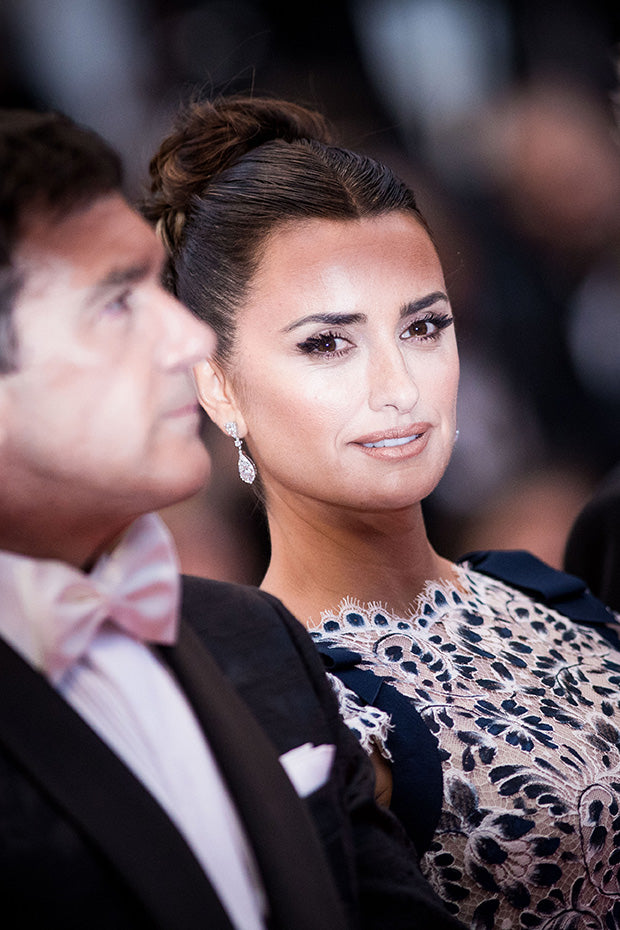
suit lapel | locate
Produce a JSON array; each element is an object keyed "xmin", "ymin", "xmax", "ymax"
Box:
[
  {"xmin": 0, "ymin": 636, "xmax": 234, "ymax": 930},
  {"xmin": 160, "ymin": 620, "xmax": 349, "ymax": 930}
]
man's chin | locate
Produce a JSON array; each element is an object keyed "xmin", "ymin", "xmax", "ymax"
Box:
[{"xmin": 168, "ymin": 452, "xmax": 212, "ymax": 503}]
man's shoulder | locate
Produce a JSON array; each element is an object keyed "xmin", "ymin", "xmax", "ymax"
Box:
[
  {"xmin": 180, "ymin": 575, "xmax": 342, "ymax": 749},
  {"xmin": 180, "ymin": 574, "xmax": 319, "ymax": 672},
  {"xmin": 181, "ymin": 574, "xmax": 290, "ymax": 627}
]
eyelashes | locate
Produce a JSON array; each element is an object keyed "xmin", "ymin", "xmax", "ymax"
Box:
[
  {"xmin": 401, "ymin": 312, "xmax": 454, "ymax": 342},
  {"xmin": 297, "ymin": 331, "xmax": 349, "ymax": 357},
  {"xmin": 296, "ymin": 312, "xmax": 454, "ymax": 359}
]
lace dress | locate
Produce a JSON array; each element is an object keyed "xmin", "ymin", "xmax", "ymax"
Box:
[{"xmin": 311, "ymin": 565, "xmax": 620, "ymax": 930}]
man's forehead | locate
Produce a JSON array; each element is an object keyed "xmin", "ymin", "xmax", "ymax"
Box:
[{"xmin": 15, "ymin": 192, "xmax": 164, "ymax": 285}]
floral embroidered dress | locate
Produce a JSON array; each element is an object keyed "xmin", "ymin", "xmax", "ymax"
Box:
[{"xmin": 311, "ymin": 563, "xmax": 620, "ymax": 930}]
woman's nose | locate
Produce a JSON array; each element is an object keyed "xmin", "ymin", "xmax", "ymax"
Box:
[{"xmin": 367, "ymin": 344, "xmax": 419, "ymax": 413}]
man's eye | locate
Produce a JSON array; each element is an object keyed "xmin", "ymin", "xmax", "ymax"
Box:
[{"xmin": 104, "ymin": 290, "xmax": 132, "ymax": 316}]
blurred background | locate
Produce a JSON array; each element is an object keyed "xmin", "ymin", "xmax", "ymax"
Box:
[{"xmin": 3, "ymin": 0, "xmax": 620, "ymax": 581}]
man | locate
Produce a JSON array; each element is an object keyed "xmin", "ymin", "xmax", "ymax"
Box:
[{"xmin": 0, "ymin": 109, "xmax": 464, "ymax": 930}]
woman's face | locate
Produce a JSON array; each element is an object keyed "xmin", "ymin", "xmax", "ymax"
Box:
[{"xmin": 209, "ymin": 212, "xmax": 459, "ymax": 513}]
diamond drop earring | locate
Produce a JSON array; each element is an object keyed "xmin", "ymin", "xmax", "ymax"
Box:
[{"xmin": 225, "ymin": 421, "xmax": 257, "ymax": 484}]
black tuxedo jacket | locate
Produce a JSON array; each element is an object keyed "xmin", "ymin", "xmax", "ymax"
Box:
[{"xmin": 0, "ymin": 575, "xmax": 465, "ymax": 930}]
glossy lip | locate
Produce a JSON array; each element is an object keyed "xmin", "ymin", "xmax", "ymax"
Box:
[{"xmin": 352, "ymin": 424, "xmax": 430, "ymax": 459}]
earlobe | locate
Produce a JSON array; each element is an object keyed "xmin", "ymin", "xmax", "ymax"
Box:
[{"xmin": 193, "ymin": 358, "xmax": 247, "ymax": 436}]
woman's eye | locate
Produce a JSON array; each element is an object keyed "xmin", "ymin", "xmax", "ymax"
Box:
[
  {"xmin": 315, "ymin": 334, "xmax": 340, "ymax": 353},
  {"xmin": 402, "ymin": 313, "xmax": 453, "ymax": 342},
  {"xmin": 407, "ymin": 319, "xmax": 436, "ymax": 338},
  {"xmin": 297, "ymin": 331, "xmax": 350, "ymax": 356}
]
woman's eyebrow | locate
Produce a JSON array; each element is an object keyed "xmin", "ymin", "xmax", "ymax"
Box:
[
  {"xmin": 283, "ymin": 292, "xmax": 449, "ymax": 333},
  {"xmin": 283, "ymin": 312, "xmax": 366, "ymax": 333},
  {"xmin": 400, "ymin": 291, "xmax": 449, "ymax": 318}
]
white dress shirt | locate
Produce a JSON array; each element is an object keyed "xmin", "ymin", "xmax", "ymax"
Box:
[{"xmin": 0, "ymin": 514, "xmax": 267, "ymax": 930}]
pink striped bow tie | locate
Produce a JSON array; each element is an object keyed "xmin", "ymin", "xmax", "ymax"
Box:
[{"xmin": 18, "ymin": 513, "xmax": 180, "ymax": 684}]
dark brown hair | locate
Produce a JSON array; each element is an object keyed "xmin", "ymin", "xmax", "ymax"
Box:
[
  {"xmin": 0, "ymin": 109, "xmax": 122, "ymax": 372},
  {"xmin": 144, "ymin": 94, "xmax": 431, "ymax": 365}
]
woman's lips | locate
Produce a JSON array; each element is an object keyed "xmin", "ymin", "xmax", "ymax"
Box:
[
  {"xmin": 362, "ymin": 433, "xmax": 421, "ymax": 448},
  {"xmin": 353, "ymin": 425, "xmax": 431, "ymax": 459}
]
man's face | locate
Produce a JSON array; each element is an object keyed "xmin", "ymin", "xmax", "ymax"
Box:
[{"xmin": 0, "ymin": 193, "xmax": 214, "ymax": 527}]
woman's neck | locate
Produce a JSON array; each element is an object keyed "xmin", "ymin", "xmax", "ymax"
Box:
[{"xmin": 260, "ymin": 494, "xmax": 456, "ymax": 628}]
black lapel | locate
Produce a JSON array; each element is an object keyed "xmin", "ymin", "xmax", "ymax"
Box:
[
  {"xmin": 160, "ymin": 620, "xmax": 349, "ymax": 930},
  {"xmin": 0, "ymin": 637, "xmax": 233, "ymax": 930}
]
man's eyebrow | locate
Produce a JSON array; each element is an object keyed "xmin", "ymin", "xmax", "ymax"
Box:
[
  {"xmin": 283, "ymin": 312, "xmax": 366, "ymax": 333},
  {"xmin": 399, "ymin": 291, "xmax": 449, "ymax": 318},
  {"xmin": 85, "ymin": 262, "xmax": 152, "ymax": 304}
]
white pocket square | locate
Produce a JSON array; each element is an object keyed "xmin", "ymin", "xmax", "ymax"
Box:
[{"xmin": 279, "ymin": 742, "xmax": 336, "ymax": 798}]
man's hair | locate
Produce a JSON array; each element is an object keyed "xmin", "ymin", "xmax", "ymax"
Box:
[{"xmin": 0, "ymin": 109, "xmax": 123, "ymax": 372}]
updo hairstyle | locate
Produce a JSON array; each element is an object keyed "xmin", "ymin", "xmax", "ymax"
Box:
[{"xmin": 144, "ymin": 94, "xmax": 430, "ymax": 365}]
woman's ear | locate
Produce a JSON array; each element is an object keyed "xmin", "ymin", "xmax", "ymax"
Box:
[{"xmin": 193, "ymin": 358, "xmax": 247, "ymax": 436}]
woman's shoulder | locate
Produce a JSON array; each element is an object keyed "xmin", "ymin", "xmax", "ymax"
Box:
[
  {"xmin": 458, "ymin": 549, "xmax": 616, "ymax": 622},
  {"xmin": 459, "ymin": 549, "xmax": 618, "ymax": 620}
]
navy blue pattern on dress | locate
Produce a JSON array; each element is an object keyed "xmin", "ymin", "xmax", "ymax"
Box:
[{"xmin": 311, "ymin": 569, "xmax": 620, "ymax": 929}]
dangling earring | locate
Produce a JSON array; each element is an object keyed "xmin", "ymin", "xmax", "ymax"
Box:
[
  {"xmin": 455, "ymin": 428, "xmax": 460, "ymax": 442},
  {"xmin": 225, "ymin": 421, "xmax": 256, "ymax": 484}
]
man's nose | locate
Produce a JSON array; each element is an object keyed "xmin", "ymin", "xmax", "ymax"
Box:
[{"xmin": 159, "ymin": 293, "xmax": 217, "ymax": 369}]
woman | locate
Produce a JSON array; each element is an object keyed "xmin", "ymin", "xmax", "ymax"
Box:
[{"xmin": 145, "ymin": 94, "xmax": 620, "ymax": 929}]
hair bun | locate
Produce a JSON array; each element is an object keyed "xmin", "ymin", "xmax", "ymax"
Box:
[{"xmin": 145, "ymin": 94, "xmax": 333, "ymax": 254}]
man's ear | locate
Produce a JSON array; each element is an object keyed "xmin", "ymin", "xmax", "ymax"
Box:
[{"xmin": 193, "ymin": 358, "xmax": 248, "ymax": 436}]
